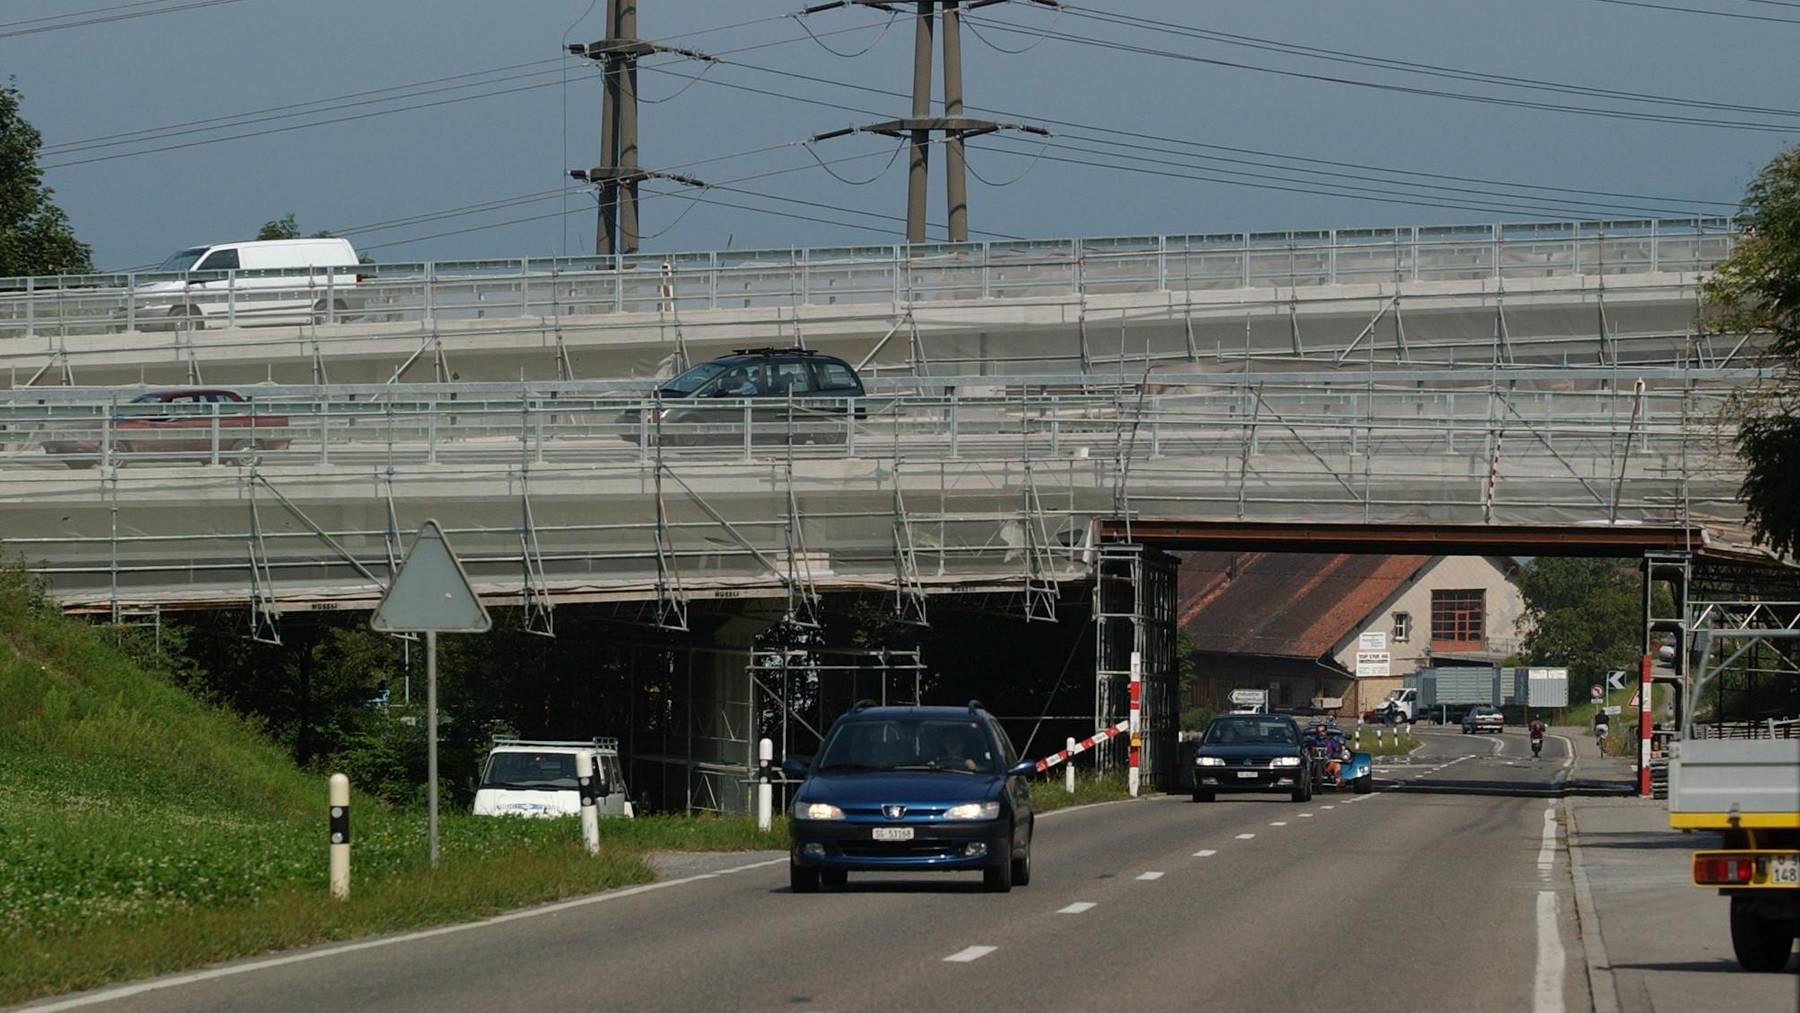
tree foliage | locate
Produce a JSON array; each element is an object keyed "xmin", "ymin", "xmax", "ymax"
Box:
[
  {"xmin": 0, "ymin": 82, "xmax": 92, "ymax": 277},
  {"xmin": 1705, "ymin": 145, "xmax": 1800, "ymax": 558},
  {"xmin": 256, "ymin": 212, "xmax": 335, "ymax": 241},
  {"xmin": 1514, "ymin": 557, "xmax": 1658, "ymax": 697}
]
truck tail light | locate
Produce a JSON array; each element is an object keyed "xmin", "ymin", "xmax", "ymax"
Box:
[{"xmin": 1694, "ymin": 855, "xmax": 1755, "ymax": 885}]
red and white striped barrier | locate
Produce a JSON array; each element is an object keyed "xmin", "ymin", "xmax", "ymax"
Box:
[
  {"xmin": 1128, "ymin": 661, "xmax": 1143, "ymax": 798},
  {"xmin": 1638, "ymin": 652, "xmax": 1653, "ymax": 797},
  {"xmin": 1034, "ymin": 719, "xmax": 1130, "ymax": 773}
]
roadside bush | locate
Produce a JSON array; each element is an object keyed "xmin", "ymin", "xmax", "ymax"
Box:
[{"xmin": 1180, "ymin": 706, "xmax": 1214, "ymax": 732}]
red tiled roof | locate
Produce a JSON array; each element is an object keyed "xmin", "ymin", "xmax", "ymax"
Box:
[{"xmin": 1178, "ymin": 552, "xmax": 1431, "ymax": 660}]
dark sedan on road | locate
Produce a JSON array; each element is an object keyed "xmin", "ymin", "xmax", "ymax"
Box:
[
  {"xmin": 619, "ymin": 347, "xmax": 866, "ymax": 447},
  {"xmin": 1192, "ymin": 713, "xmax": 1314, "ymax": 803},
  {"xmin": 784, "ymin": 702, "xmax": 1036, "ymax": 894}
]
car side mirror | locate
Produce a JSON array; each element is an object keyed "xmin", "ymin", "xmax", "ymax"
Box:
[
  {"xmin": 781, "ymin": 757, "xmax": 809, "ymax": 779},
  {"xmin": 1007, "ymin": 760, "xmax": 1038, "ymax": 777}
]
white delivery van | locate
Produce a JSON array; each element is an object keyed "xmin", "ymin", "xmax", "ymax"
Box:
[
  {"xmin": 132, "ymin": 237, "xmax": 365, "ymax": 331},
  {"xmin": 472, "ymin": 738, "xmax": 633, "ymax": 819}
]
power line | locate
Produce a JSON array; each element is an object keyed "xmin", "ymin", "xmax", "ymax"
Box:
[
  {"xmin": 1054, "ymin": 4, "xmax": 1800, "ymax": 119},
  {"xmin": 963, "ymin": 12, "xmax": 1800, "ymax": 132},
  {"xmin": 0, "ymin": 0, "xmax": 254, "ymax": 38},
  {"xmin": 1585, "ymin": 0, "xmax": 1800, "ymax": 23},
  {"xmin": 643, "ymin": 58, "xmax": 1741, "ymax": 213}
]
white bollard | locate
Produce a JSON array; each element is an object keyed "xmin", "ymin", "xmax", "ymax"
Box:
[
  {"xmin": 757, "ymin": 737, "xmax": 774, "ymax": 833},
  {"xmin": 328, "ymin": 773, "xmax": 350, "ymax": 900},
  {"xmin": 577, "ymin": 749, "xmax": 600, "ymax": 856},
  {"xmin": 1065, "ymin": 737, "xmax": 1077, "ymax": 794}
]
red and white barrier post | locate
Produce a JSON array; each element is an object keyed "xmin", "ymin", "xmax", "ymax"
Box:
[
  {"xmin": 1128, "ymin": 651, "xmax": 1142, "ymax": 798},
  {"xmin": 1638, "ymin": 653, "xmax": 1653, "ymax": 797},
  {"xmin": 1034, "ymin": 721, "xmax": 1130, "ymax": 773},
  {"xmin": 1065, "ymin": 737, "xmax": 1077, "ymax": 794}
]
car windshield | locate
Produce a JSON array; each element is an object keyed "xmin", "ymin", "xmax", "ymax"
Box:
[
  {"xmin": 1202, "ymin": 717, "xmax": 1298, "ymax": 746},
  {"xmin": 816, "ymin": 717, "xmax": 999, "ymax": 775},
  {"xmin": 479, "ymin": 751, "xmax": 580, "ymax": 790},
  {"xmin": 155, "ymin": 247, "xmax": 207, "ymax": 273},
  {"xmin": 659, "ymin": 361, "xmax": 730, "ymax": 395}
]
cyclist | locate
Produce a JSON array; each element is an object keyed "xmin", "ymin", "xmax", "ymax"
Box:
[{"xmin": 1593, "ymin": 710, "xmax": 1611, "ymax": 756}]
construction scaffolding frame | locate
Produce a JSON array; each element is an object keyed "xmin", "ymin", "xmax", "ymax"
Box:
[{"xmin": 1091, "ymin": 543, "xmax": 1177, "ymax": 787}]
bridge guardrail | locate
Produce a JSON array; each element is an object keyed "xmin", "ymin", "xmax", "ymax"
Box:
[{"xmin": 0, "ymin": 217, "xmax": 1738, "ymax": 341}]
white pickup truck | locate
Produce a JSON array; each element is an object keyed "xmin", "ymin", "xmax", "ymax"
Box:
[{"xmin": 472, "ymin": 738, "xmax": 633, "ymax": 820}]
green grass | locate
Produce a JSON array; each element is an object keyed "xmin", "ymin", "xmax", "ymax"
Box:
[
  {"xmin": 1350, "ymin": 730, "xmax": 1420, "ymax": 756},
  {"xmin": 1030, "ymin": 771, "xmax": 1135, "ymax": 812},
  {"xmin": 0, "ymin": 568, "xmax": 782, "ymax": 1005}
]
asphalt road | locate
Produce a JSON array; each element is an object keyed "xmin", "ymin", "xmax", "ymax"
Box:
[{"xmin": 30, "ymin": 729, "xmax": 1595, "ymax": 1013}]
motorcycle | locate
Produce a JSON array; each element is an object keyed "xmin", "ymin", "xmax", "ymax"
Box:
[{"xmin": 1530, "ymin": 733, "xmax": 1544, "ymax": 759}]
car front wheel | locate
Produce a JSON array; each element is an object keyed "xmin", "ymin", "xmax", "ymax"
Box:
[
  {"xmin": 1291, "ymin": 774, "xmax": 1312, "ymax": 803},
  {"xmin": 790, "ymin": 864, "xmax": 820, "ymax": 894},
  {"xmin": 1011, "ymin": 836, "xmax": 1032, "ymax": 887},
  {"xmin": 984, "ymin": 839, "xmax": 1015, "ymax": 893},
  {"xmin": 820, "ymin": 869, "xmax": 848, "ymax": 888},
  {"xmin": 1192, "ymin": 789, "xmax": 1215, "ymax": 803}
]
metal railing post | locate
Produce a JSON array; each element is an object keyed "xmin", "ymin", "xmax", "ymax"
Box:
[
  {"xmin": 743, "ymin": 400, "xmax": 754, "ymax": 462},
  {"xmin": 520, "ymin": 258, "xmax": 530, "ymax": 315},
  {"xmin": 424, "ymin": 262, "xmax": 436, "ymax": 319},
  {"xmin": 427, "ymin": 402, "xmax": 438, "ymax": 464},
  {"xmin": 227, "ymin": 271, "xmax": 238, "ymax": 328},
  {"xmin": 125, "ymin": 274, "xmax": 135, "ymax": 333},
  {"xmin": 534, "ymin": 402, "xmax": 546, "ymax": 464},
  {"xmin": 1651, "ymin": 219, "xmax": 1660, "ymax": 273},
  {"xmin": 319, "ymin": 407, "xmax": 330, "ymax": 466},
  {"xmin": 210, "ymin": 401, "xmax": 221, "ymax": 465},
  {"xmin": 845, "ymin": 396, "xmax": 856, "ymax": 457},
  {"xmin": 24, "ymin": 276, "xmax": 33, "ymax": 337},
  {"xmin": 949, "ymin": 390, "xmax": 960, "ymax": 458},
  {"xmin": 100, "ymin": 409, "xmax": 112, "ymax": 469}
]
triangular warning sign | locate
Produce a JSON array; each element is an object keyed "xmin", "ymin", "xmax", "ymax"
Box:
[{"xmin": 370, "ymin": 519, "xmax": 492, "ymax": 633}]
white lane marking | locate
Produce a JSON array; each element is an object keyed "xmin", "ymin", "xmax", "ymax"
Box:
[
  {"xmin": 28, "ymin": 855, "xmax": 791, "ymax": 1011},
  {"xmin": 1538, "ymin": 806, "xmax": 1558, "ymax": 878},
  {"xmin": 1268, "ymin": 821, "xmax": 1288, "ymax": 827},
  {"xmin": 1057, "ymin": 902, "xmax": 1097, "ymax": 914},
  {"xmin": 944, "ymin": 945, "xmax": 998, "ymax": 963},
  {"xmin": 1298, "ymin": 813, "xmax": 1313, "ymax": 818},
  {"xmin": 1551, "ymin": 733, "xmax": 1575, "ymax": 769},
  {"xmin": 1235, "ymin": 833, "xmax": 1256, "ymax": 840},
  {"xmin": 1320, "ymin": 805, "xmax": 1335, "ymax": 810},
  {"xmin": 1136, "ymin": 871, "xmax": 1165, "ymax": 881},
  {"xmin": 1534, "ymin": 891, "xmax": 1567, "ymax": 1013},
  {"xmin": 1193, "ymin": 849, "xmax": 1217, "ymax": 858}
]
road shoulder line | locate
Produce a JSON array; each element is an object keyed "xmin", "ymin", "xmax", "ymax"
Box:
[
  {"xmin": 24, "ymin": 856, "xmax": 790, "ymax": 1012},
  {"xmin": 1563, "ymin": 804, "xmax": 1623, "ymax": 1013}
]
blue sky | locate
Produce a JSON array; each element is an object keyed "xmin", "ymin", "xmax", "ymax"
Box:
[{"xmin": 6, "ymin": 0, "xmax": 1795, "ymax": 269}]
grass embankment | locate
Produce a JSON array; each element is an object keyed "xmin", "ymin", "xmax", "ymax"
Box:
[
  {"xmin": 1350, "ymin": 730, "xmax": 1420, "ymax": 756},
  {"xmin": 0, "ymin": 572, "xmax": 781, "ymax": 1005},
  {"xmin": 1030, "ymin": 772, "xmax": 1134, "ymax": 812}
]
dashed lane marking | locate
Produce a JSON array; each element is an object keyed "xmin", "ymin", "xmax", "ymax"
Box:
[
  {"xmin": 1534, "ymin": 891, "xmax": 1566, "ymax": 1013},
  {"xmin": 1058, "ymin": 902, "xmax": 1097, "ymax": 914},
  {"xmin": 1298, "ymin": 813, "xmax": 1313, "ymax": 818},
  {"xmin": 1193, "ymin": 849, "xmax": 1217, "ymax": 858},
  {"xmin": 943, "ymin": 946, "xmax": 997, "ymax": 963},
  {"xmin": 1235, "ymin": 833, "xmax": 1256, "ymax": 840},
  {"xmin": 1136, "ymin": 871, "xmax": 1165, "ymax": 881},
  {"xmin": 1269, "ymin": 821, "xmax": 1288, "ymax": 827},
  {"xmin": 1320, "ymin": 805, "xmax": 1335, "ymax": 810}
]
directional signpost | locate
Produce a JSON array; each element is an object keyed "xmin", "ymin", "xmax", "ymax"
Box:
[{"xmin": 371, "ymin": 520, "xmax": 491, "ymax": 868}]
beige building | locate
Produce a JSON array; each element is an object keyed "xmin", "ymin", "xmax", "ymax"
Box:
[{"xmin": 1180, "ymin": 552, "xmax": 1524, "ymax": 718}]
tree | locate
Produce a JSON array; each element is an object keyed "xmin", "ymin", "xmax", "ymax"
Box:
[
  {"xmin": 0, "ymin": 82, "xmax": 92, "ymax": 276},
  {"xmin": 257, "ymin": 212, "xmax": 333, "ymax": 241},
  {"xmin": 1705, "ymin": 145, "xmax": 1800, "ymax": 558},
  {"xmin": 1514, "ymin": 557, "xmax": 1659, "ymax": 697}
]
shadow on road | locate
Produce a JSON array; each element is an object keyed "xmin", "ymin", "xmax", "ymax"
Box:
[
  {"xmin": 1610, "ymin": 959, "xmax": 1798, "ymax": 975},
  {"xmin": 777, "ymin": 879, "xmax": 990, "ymax": 895}
]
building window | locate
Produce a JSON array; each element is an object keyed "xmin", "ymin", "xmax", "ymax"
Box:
[
  {"xmin": 1431, "ymin": 589, "xmax": 1485, "ymax": 648},
  {"xmin": 1393, "ymin": 612, "xmax": 1412, "ymax": 643}
]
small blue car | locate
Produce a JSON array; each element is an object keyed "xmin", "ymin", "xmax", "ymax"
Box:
[{"xmin": 784, "ymin": 702, "xmax": 1037, "ymax": 893}]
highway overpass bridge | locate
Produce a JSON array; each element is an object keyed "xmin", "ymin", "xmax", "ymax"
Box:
[
  {"xmin": 0, "ymin": 216, "xmax": 1742, "ymax": 388},
  {"xmin": 0, "ymin": 215, "xmax": 1775, "ymax": 811}
]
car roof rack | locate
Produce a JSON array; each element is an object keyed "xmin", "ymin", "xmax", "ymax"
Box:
[
  {"xmin": 967, "ymin": 699, "xmax": 985, "ymax": 714},
  {"xmin": 729, "ymin": 346, "xmax": 818, "ymax": 357},
  {"xmin": 850, "ymin": 699, "xmax": 879, "ymax": 712},
  {"xmin": 490, "ymin": 736, "xmax": 620, "ymax": 751}
]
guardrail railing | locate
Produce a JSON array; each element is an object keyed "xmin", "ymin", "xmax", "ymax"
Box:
[{"xmin": 0, "ymin": 217, "xmax": 1739, "ymax": 340}]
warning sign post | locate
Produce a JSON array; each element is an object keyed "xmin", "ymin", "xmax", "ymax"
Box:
[{"xmin": 371, "ymin": 520, "xmax": 491, "ymax": 868}]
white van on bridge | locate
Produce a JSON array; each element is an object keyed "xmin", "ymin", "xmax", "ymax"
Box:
[{"xmin": 132, "ymin": 237, "xmax": 364, "ymax": 331}]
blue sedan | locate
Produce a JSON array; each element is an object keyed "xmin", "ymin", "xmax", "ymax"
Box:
[{"xmin": 784, "ymin": 702, "xmax": 1037, "ymax": 893}]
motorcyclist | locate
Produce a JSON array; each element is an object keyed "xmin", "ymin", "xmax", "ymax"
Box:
[
  {"xmin": 1529, "ymin": 718, "xmax": 1546, "ymax": 758},
  {"xmin": 1307, "ymin": 723, "xmax": 1341, "ymax": 779}
]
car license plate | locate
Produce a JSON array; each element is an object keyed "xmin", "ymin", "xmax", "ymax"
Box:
[
  {"xmin": 1772, "ymin": 854, "xmax": 1800, "ymax": 885},
  {"xmin": 1236, "ymin": 771, "xmax": 1260, "ymax": 779},
  {"xmin": 872, "ymin": 827, "xmax": 913, "ymax": 842}
]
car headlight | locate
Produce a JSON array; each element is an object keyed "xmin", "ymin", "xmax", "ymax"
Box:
[
  {"xmin": 1196, "ymin": 756, "xmax": 1224, "ymax": 766},
  {"xmin": 1272, "ymin": 756, "xmax": 1302, "ymax": 767},
  {"xmin": 941, "ymin": 801, "xmax": 1001, "ymax": 821},
  {"xmin": 795, "ymin": 801, "xmax": 844, "ymax": 820}
]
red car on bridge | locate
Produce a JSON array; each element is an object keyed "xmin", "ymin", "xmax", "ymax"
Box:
[{"xmin": 44, "ymin": 388, "xmax": 291, "ymax": 467}]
